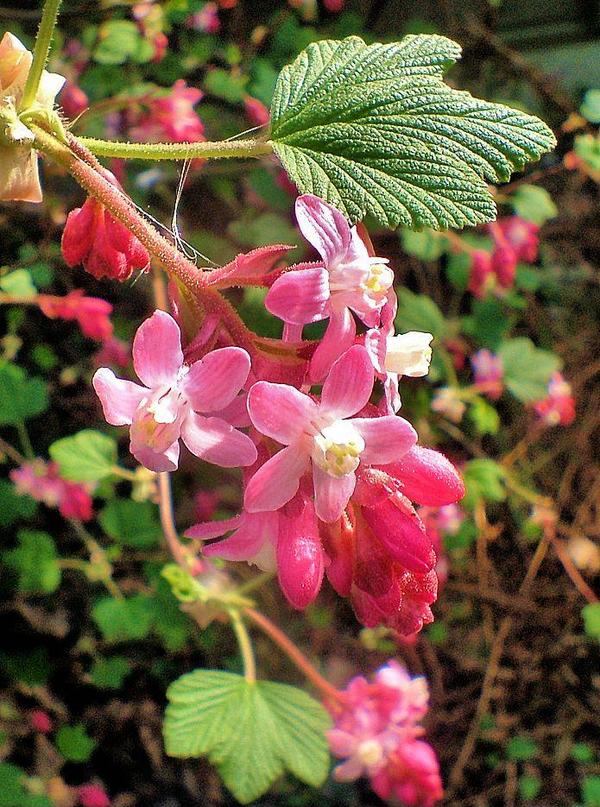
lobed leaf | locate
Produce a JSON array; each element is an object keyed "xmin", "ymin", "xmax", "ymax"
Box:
[{"xmin": 270, "ymin": 35, "xmax": 556, "ymax": 230}]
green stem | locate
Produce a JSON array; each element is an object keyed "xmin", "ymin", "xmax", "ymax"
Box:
[
  {"xmin": 20, "ymin": 0, "xmax": 63, "ymax": 110},
  {"xmin": 78, "ymin": 136, "xmax": 273, "ymax": 162},
  {"xmin": 16, "ymin": 421, "xmax": 35, "ymax": 460},
  {"xmin": 229, "ymin": 610, "xmax": 257, "ymax": 684}
]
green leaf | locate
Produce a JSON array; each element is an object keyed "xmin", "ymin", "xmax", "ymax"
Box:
[
  {"xmin": 4, "ymin": 531, "xmax": 61, "ymax": 594},
  {"xmin": 507, "ymin": 735, "xmax": 538, "ymax": 761},
  {"xmin": 461, "ymin": 298, "xmax": 512, "ymax": 349},
  {"xmin": 574, "ymin": 133, "xmax": 600, "ymax": 175},
  {"xmin": 469, "ymin": 397, "xmax": 500, "ymax": 436},
  {"xmin": 204, "ymin": 68, "xmax": 248, "ymax": 103},
  {"xmin": 497, "ymin": 338, "xmax": 562, "ymax": 402},
  {"xmin": 49, "ymin": 429, "xmax": 117, "ymax": 482},
  {"xmin": 401, "ymin": 229, "xmax": 447, "ymax": 261},
  {"xmin": 89, "ymin": 656, "xmax": 131, "ymax": 689},
  {"xmin": 583, "ymin": 775, "xmax": 600, "ymax": 807},
  {"xmin": 99, "ymin": 499, "xmax": 162, "ymax": 549},
  {"xmin": 164, "ymin": 670, "xmax": 331, "ymax": 804},
  {"xmin": 395, "ymin": 289, "xmax": 446, "ymax": 339},
  {"xmin": 463, "ymin": 459, "xmax": 506, "ymax": 506},
  {"xmin": 92, "ymin": 594, "xmax": 155, "ymax": 643},
  {"xmin": 270, "ymin": 35, "xmax": 555, "ymax": 229},
  {"xmin": 94, "ymin": 20, "xmax": 143, "ymax": 65},
  {"xmin": 0, "ymin": 362, "xmax": 48, "ymax": 425},
  {"xmin": 571, "ymin": 742, "xmax": 595, "ymax": 764},
  {"xmin": 511, "ymin": 184, "xmax": 557, "ymax": 225},
  {"xmin": 580, "ymin": 89, "xmax": 600, "ymax": 124},
  {"xmin": 519, "ymin": 774, "xmax": 542, "ymax": 800},
  {"xmin": 0, "ymin": 269, "xmax": 37, "ymax": 298},
  {"xmin": 0, "ymin": 648, "xmax": 53, "ymax": 686},
  {"xmin": 582, "ymin": 602, "xmax": 600, "ymax": 642},
  {"xmin": 0, "ymin": 763, "xmax": 52, "ymax": 807},
  {"xmin": 0, "ymin": 479, "xmax": 37, "ymax": 527},
  {"xmin": 55, "ymin": 724, "xmax": 96, "ymax": 763}
]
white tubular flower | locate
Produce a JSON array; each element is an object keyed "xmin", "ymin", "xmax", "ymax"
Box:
[{"xmin": 384, "ymin": 331, "xmax": 433, "ymax": 377}]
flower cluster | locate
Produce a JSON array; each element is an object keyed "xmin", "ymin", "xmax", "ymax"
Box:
[
  {"xmin": 92, "ymin": 195, "xmax": 464, "ymax": 635},
  {"xmin": 468, "ymin": 216, "xmax": 540, "ymax": 298},
  {"xmin": 327, "ymin": 661, "xmax": 442, "ymax": 806},
  {"xmin": 533, "ymin": 371, "xmax": 575, "ymax": 426},
  {"xmin": 39, "ymin": 290, "xmax": 114, "ymax": 342},
  {"xmin": 11, "ymin": 459, "xmax": 94, "ymax": 521}
]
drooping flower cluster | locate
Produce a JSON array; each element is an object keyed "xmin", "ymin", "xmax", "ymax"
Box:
[
  {"xmin": 533, "ymin": 371, "xmax": 575, "ymax": 426},
  {"xmin": 95, "ymin": 195, "xmax": 464, "ymax": 635},
  {"xmin": 38, "ymin": 290, "xmax": 114, "ymax": 342},
  {"xmin": 128, "ymin": 80, "xmax": 205, "ymax": 146},
  {"xmin": 468, "ymin": 216, "xmax": 540, "ymax": 298},
  {"xmin": 327, "ymin": 661, "xmax": 443, "ymax": 806},
  {"xmin": 11, "ymin": 459, "xmax": 94, "ymax": 521}
]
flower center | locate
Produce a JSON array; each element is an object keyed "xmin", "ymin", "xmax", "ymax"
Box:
[
  {"xmin": 362, "ymin": 262, "xmax": 394, "ymax": 296},
  {"xmin": 311, "ymin": 420, "xmax": 365, "ymax": 478},
  {"xmin": 357, "ymin": 738, "xmax": 384, "ymax": 768},
  {"xmin": 133, "ymin": 387, "xmax": 185, "ymax": 451}
]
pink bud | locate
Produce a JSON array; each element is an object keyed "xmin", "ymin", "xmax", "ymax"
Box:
[
  {"xmin": 59, "ymin": 81, "xmax": 89, "ymax": 118},
  {"xmin": 30, "ymin": 710, "xmax": 53, "ymax": 734},
  {"xmin": 244, "ymin": 95, "xmax": 270, "ymax": 127},
  {"xmin": 78, "ymin": 784, "xmax": 110, "ymax": 807},
  {"xmin": 277, "ymin": 496, "xmax": 324, "ymax": 608}
]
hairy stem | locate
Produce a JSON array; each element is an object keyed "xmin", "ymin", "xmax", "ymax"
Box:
[
  {"xmin": 21, "ymin": 0, "xmax": 63, "ymax": 110},
  {"xmin": 78, "ymin": 136, "xmax": 273, "ymax": 162},
  {"xmin": 230, "ymin": 610, "xmax": 257, "ymax": 684},
  {"xmin": 243, "ymin": 606, "xmax": 342, "ymax": 705}
]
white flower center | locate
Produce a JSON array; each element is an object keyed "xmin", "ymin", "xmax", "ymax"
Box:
[
  {"xmin": 357, "ymin": 738, "xmax": 384, "ymax": 768},
  {"xmin": 362, "ymin": 261, "xmax": 394, "ymax": 296},
  {"xmin": 311, "ymin": 420, "xmax": 365, "ymax": 478},
  {"xmin": 134, "ymin": 386, "xmax": 185, "ymax": 451}
]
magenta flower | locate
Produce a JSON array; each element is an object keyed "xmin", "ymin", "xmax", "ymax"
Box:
[
  {"xmin": 244, "ymin": 346, "xmax": 417, "ymax": 522},
  {"xmin": 92, "ymin": 310, "xmax": 257, "ymax": 472},
  {"xmin": 265, "ymin": 195, "xmax": 394, "ymax": 380}
]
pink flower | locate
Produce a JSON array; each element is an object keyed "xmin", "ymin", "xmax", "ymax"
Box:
[
  {"xmin": 59, "ymin": 81, "xmax": 88, "ymax": 118},
  {"xmin": 93, "ymin": 310, "xmax": 257, "ymax": 472},
  {"xmin": 327, "ymin": 661, "xmax": 442, "ymax": 806},
  {"xmin": 467, "ymin": 250, "xmax": 494, "ymax": 298},
  {"xmin": 244, "ymin": 346, "xmax": 417, "ymax": 522},
  {"xmin": 10, "ymin": 460, "xmax": 94, "ymax": 521},
  {"xmin": 533, "ymin": 371, "xmax": 575, "ymax": 426},
  {"xmin": 431, "ymin": 387, "xmax": 465, "ymax": 423},
  {"xmin": 29, "ymin": 710, "xmax": 53, "ymax": 734},
  {"xmin": 93, "ymin": 337, "xmax": 130, "ymax": 369},
  {"xmin": 471, "ymin": 349, "xmax": 504, "ymax": 400},
  {"xmin": 187, "ymin": 4, "xmax": 221, "ymax": 33},
  {"xmin": 129, "ymin": 80, "xmax": 205, "ymax": 144},
  {"xmin": 266, "ymin": 195, "xmax": 394, "ymax": 380},
  {"xmin": 365, "ymin": 294, "xmax": 433, "ymax": 412},
  {"xmin": 0, "ymin": 32, "xmax": 65, "ymax": 202},
  {"xmin": 497, "ymin": 216, "xmax": 540, "ymax": 263},
  {"xmin": 243, "ymin": 95, "xmax": 270, "ymax": 127},
  {"xmin": 77, "ymin": 784, "xmax": 110, "ymax": 807},
  {"xmin": 61, "ymin": 173, "xmax": 150, "ymax": 282},
  {"xmin": 39, "ymin": 290, "xmax": 113, "ymax": 341}
]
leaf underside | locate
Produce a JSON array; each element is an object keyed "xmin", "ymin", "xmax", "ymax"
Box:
[{"xmin": 270, "ymin": 35, "xmax": 556, "ymax": 230}]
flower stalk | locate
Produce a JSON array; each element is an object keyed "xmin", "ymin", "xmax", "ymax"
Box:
[
  {"xmin": 20, "ymin": 0, "xmax": 63, "ymax": 110},
  {"xmin": 78, "ymin": 135, "xmax": 273, "ymax": 162}
]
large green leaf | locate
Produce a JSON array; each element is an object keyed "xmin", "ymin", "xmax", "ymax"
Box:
[
  {"xmin": 497, "ymin": 338, "xmax": 562, "ymax": 402},
  {"xmin": 49, "ymin": 429, "xmax": 117, "ymax": 482},
  {"xmin": 270, "ymin": 35, "xmax": 555, "ymax": 229},
  {"xmin": 164, "ymin": 670, "xmax": 331, "ymax": 804}
]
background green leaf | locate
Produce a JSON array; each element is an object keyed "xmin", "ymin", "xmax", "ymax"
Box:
[
  {"xmin": 497, "ymin": 338, "xmax": 562, "ymax": 402},
  {"xmin": 49, "ymin": 430, "xmax": 117, "ymax": 482}
]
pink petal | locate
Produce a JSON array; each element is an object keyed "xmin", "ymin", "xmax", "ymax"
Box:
[
  {"xmin": 244, "ymin": 445, "xmax": 309, "ymax": 512},
  {"xmin": 202, "ymin": 513, "xmax": 278, "ymax": 562},
  {"xmin": 185, "ymin": 515, "xmax": 243, "ymax": 540},
  {"xmin": 312, "ymin": 465, "xmax": 356, "ymax": 522},
  {"xmin": 309, "ymin": 308, "xmax": 356, "ymax": 384},
  {"xmin": 277, "ymin": 497, "xmax": 324, "ymax": 608},
  {"xmin": 353, "ymin": 415, "xmax": 417, "ymax": 465},
  {"xmin": 181, "ymin": 413, "xmax": 257, "ymax": 467},
  {"xmin": 132, "ymin": 310, "xmax": 183, "ymax": 388},
  {"xmin": 295, "ymin": 195, "xmax": 352, "ymax": 267},
  {"xmin": 386, "ymin": 445, "xmax": 466, "ymax": 505},
  {"xmin": 181, "ymin": 347, "xmax": 250, "ymax": 412},
  {"xmin": 362, "ymin": 500, "xmax": 435, "ymax": 573},
  {"xmin": 320, "ymin": 344, "xmax": 373, "ymax": 419},
  {"xmin": 265, "ymin": 266, "xmax": 330, "ymax": 325},
  {"xmin": 92, "ymin": 368, "xmax": 147, "ymax": 426},
  {"xmin": 132, "ymin": 440, "xmax": 180, "ymax": 472},
  {"xmin": 247, "ymin": 382, "xmax": 317, "ymax": 445}
]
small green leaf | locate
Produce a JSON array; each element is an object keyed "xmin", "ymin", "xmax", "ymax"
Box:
[
  {"xmin": 49, "ymin": 430, "xmax": 117, "ymax": 482},
  {"xmin": 580, "ymin": 89, "xmax": 600, "ymax": 124},
  {"xmin": 204, "ymin": 68, "xmax": 248, "ymax": 103},
  {"xmin": 164, "ymin": 670, "xmax": 331, "ymax": 804},
  {"xmin": 497, "ymin": 338, "xmax": 562, "ymax": 402},
  {"xmin": 56, "ymin": 724, "xmax": 96, "ymax": 763},
  {"xmin": 583, "ymin": 775, "xmax": 600, "ymax": 807},
  {"xmin": 511, "ymin": 184, "xmax": 557, "ymax": 225},
  {"xmin": 519, "ymin": 774, "xmax": 542, "ymax": 800},
  {"xmin": 461, "ymin": 298, "xmax": 512, "ymax": 349},
  {"xmin": 94, "ymin": 20, "xmax": 143, "ymax": 65},
  {"xmin": 463, "ymin": 459, "xmax": 506, "ymax": 506},
  {"xmin": 469, "ymin": 397, "xmax": 500, "ymax": 436},
  {"xmin": 0, "ymin": 362, "xmax": 48, "ymax": 425},
  {"xmin": 395, "ymin": 289, "xmax": 446, "ymax": 339},
  {"xmin": 270, "ymin": 35, "xmax": 555, "ymax": 229},
  {"xmin": 571, "ymin": 742, "xmax": 595, "ymax": 764},
  {"xmin": 4, "ymin": 531, "xmax": 61, "ymax": 594},
  {"xmin": 0, "ymin": 269, "xmax": 37, "ymax": 298},
  {"xmin": 0, "ymin": 763, "xmax": 52, "ymax": 807},
  {"xmin": 99, "ymin": 499, "xmax": 162, "ymax": 549},
  {"xmin": 574, "ymin": 133, "xmax": 600, "ymax": 175},
  {"xmin": 0, "ymin": 479, "xmax": 37, "ymax": 527},
  {"xmin": 89, "ymin": 656, "xmax": 131, "ymax": 689},
  {"xmin": 507, "ymin": 735, "xmax": 538, "ymax": 761},
  {"xmin": 92, "ymin": 594, "xmax": 155, "ymax": 643},
  {"xmin": 401, "ymin": 229, "xmax": 447, "ymax": 261},
  {"xmin": 582, "ymin": 602, "xmax": 600, "ymax": 642}
]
